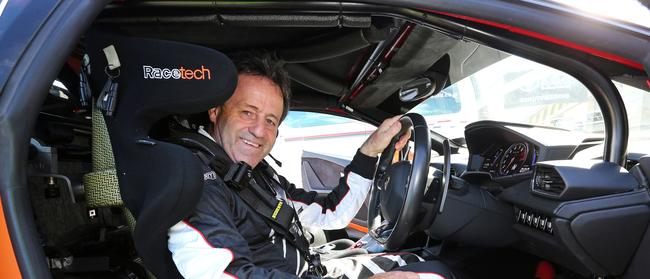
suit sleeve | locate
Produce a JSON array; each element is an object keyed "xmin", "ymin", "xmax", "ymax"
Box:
[
  {"xmin": 168, "ymin": 181, "xmax": 300, "ymax": 279},
  {"xmin": 285, "ymin": 149, "xmax": 377, "ymax": 230}
]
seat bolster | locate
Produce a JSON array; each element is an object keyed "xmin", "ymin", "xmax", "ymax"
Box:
[{"xmin": 130, "ymin": 143, "xmax": 204, "ymax": 279}]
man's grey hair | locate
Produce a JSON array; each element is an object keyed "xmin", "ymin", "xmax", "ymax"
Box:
[{"xmin": 230, "ymin": 50, "xmax": 292, "ymax": 122}]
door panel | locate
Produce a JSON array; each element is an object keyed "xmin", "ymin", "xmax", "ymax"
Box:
[
  {"xmin": 301, "ymin": 151, "xmax": 368, "ymax": 239},
  {"xmin": 301, "ymin": 151, "xmax": 348, "ymax": 193},
  {"xmin": 275, "ymin": 111, "xmax": 374, "ymax": 240}
]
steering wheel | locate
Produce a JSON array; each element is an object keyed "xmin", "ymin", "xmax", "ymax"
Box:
[{"xmin": 367, "ymin": 113, "xmax": 432, "ymax": 251}]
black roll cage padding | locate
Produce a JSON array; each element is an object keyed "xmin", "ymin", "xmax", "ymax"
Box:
[
  {"xmin": 279, "ymin": 29, "xmax": 372, "ymax": 63},
  {"xmin": 97, "ymin": 13, "xmax": 371, "ymax": 28},
  {"xmin": 287, "ymin": 64, "xmax": 349, "ymax": 96}
]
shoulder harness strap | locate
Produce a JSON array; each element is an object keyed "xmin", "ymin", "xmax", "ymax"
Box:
[{"xmin": 167, "ymin": 131, "xmax": 317, "ymax": 263}]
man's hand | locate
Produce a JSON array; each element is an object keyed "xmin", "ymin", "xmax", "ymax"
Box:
[
  {"xmin": 359, "ymin": 115, "xmax": 411, "ymax": 157},
  {"xmin": 368, "ymin": 271, "xmax": 420, "ymax": 279}
]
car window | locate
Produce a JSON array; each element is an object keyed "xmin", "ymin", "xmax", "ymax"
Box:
[
  {"xmin": 268, "ymin": 111, "xmax": 375, "ymax": 187},
  {"xmin": 409, "ymin": 55, "xmax": 603, "ymax": 141},
  {"xmin": 550, "ymin": 0, "xmax": 650, "ymax": 29},
  {"xmin": 282, "ymin": 111, "xmax": 356, "ymax": 128},
  {"xmin": 615, "ymin": 81, "xmax": 650, "ymax": 152}
]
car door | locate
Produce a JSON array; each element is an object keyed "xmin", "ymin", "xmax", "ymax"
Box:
[{"xmin": 272, "ymin": 111, "xmax": 375, "ymax": 238}]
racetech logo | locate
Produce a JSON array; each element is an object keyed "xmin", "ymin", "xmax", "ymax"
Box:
[{"xmin": 143, "ymin": 65, "xmax": 211, "ymax": 80}]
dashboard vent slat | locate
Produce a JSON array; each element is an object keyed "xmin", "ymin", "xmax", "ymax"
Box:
[{"xmin": 534, "ymin": 166, "xmax": 565, "ymax": 195}]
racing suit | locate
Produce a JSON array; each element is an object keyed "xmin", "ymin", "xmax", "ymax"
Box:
[{"xmin": 168, "ymin": 128, "xmax": 376, "ymax": 278}]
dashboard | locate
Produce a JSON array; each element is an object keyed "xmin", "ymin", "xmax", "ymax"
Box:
[
  {"xmin": 461, "ymin": 121, "xmax": 582, "ymax": 182},
  {"xmin": 479, "ymin": 142, "xmax": 538, "ymax": 176},
  {"xmin": 428, "ymin": 120, "xmax": 647, "ymax": 277}
]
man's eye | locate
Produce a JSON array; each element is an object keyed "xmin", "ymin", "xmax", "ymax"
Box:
[
  {"xmin": 242, "ymin": 111, "xmax": 253, "ymax": 118},
  {"xmin": 266, "ymin": 119, "xmax": 277, "ymax": 127}
]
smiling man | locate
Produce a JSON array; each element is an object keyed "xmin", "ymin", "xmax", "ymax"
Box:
[
  {"xmin": 167, "ymin": 51, "xmax": 425, "ymax": 279},
  {"xmin": 207, "ymin": 73, "xmax": 284, "ymax": 168}
]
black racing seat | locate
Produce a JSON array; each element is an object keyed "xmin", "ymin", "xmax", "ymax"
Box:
[{"xmin": 86, "ymin": 31, "xmax": 237, "ymax": 278}]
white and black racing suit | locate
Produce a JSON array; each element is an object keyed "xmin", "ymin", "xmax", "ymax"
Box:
[{"xmin": 168, "ymin": 129, "xmax": 377, "ymax": 279}]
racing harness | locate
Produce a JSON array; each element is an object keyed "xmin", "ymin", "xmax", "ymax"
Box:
[{"xmin": 169, "ymin": 131, "xmax": 327, "ymax": 277}]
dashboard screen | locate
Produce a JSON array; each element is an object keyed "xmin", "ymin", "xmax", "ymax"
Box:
[{"xmin": 479, "ymin": 142, "xmax": 537, "ymax": 176}]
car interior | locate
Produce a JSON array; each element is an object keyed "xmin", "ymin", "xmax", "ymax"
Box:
[{"xmin": 17, "ymin": 1, "xmax": 650, "ymax": 279}]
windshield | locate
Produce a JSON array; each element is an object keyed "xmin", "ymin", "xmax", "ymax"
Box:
[
  {"xmin": 409, "ymin": 55, "xmax": 650, "ymax": 152},
  {"xmin": 616, "ymin": 81, "xmax": 650, "ymax": 151},
  {"xmin": 549, "ymin": 0, "xmax": 650, "ymax": 29}
]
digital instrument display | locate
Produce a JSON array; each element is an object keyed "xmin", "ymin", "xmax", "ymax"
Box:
[{"xmin": 480, "ymin": 142, "xmax": 537, "ymax": 176}]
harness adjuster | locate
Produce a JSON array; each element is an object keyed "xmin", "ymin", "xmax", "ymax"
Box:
[
  {"xmin": 307, "ymin": 253, "xmax": 327, "ymax": 277},
  {"xmin": 223, "ymin": 161, "xmax": 252, "ymax": 189}
]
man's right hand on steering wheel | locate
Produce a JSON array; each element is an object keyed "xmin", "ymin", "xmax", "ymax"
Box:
[{"xmin": 359, "ymin": 115, "xmax": 411, "ymax": 158}]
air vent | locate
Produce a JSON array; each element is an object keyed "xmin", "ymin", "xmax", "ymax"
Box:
[{"xmin": 533, "ymin": 166, "xmax": 565, "ymax": 195}]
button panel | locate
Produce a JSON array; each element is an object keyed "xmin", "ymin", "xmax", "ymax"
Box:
[{"xmin": 515, "ymin": 208, "xmax": 553, "ymax": 234}]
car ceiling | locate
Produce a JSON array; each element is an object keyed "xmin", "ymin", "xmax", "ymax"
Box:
[{"xmin": 91, "ymin": 2, "xmax": 649, "ymax": 124}]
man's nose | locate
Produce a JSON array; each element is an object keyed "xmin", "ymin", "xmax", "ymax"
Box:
[{"xmin": 249, "ymin": 119, "xmax": 266, "ymax": 138}]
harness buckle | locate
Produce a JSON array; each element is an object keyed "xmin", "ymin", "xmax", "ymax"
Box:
[
  {"xmin": 223, "ymin": 161, "xmax": 251, "ymax": 189},
  {"xmin": 289, "ymin": 222, "xmax": 326, "ymax": 275},
  {"xmin": 307, "ymin": 253, "xmax": 327, "ymax": 277}
]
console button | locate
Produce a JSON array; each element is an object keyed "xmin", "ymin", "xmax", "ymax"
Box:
[{"xmin": 539, "ymin": 218, "xmax": 547, "ymax": 229}]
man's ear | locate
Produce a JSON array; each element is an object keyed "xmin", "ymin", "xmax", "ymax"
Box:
[{"xmin": 208, "ymin": 107, "xmax": 221, "ymax": 124}]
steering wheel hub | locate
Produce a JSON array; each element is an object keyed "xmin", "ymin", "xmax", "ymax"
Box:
[{"xmin": 380, "ymin": 161, "xmax": 411, "ymax": 222}]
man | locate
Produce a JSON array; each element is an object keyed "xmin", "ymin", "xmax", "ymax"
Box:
[{"xmin": 168, "ymin": 51, "xmax": 420, "ymax": 279}]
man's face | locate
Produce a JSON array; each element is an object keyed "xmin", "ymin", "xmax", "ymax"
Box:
[{"xmin": 208, "ymin": 74, "xmax": 284, "ymax": 168}]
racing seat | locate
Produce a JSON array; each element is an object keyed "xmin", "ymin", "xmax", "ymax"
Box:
[{"xmin": 85, "ymin": 31, "xmax": 237, "ymax": 278}]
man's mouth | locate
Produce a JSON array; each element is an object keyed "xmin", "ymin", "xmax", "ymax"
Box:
[{"xmin": 241, "ymin": 138, "xmax": 261, "ymax": 148}]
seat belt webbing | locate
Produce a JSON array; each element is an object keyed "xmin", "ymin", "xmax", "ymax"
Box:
[{"xmin": 168, "ymin": 132, "xmax": 308, "ymax": 250}]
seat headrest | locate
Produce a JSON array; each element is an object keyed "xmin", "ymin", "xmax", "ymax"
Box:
[{"xmin": 86, "ymin": 31, "xmax": 237, "ymax": 132}]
